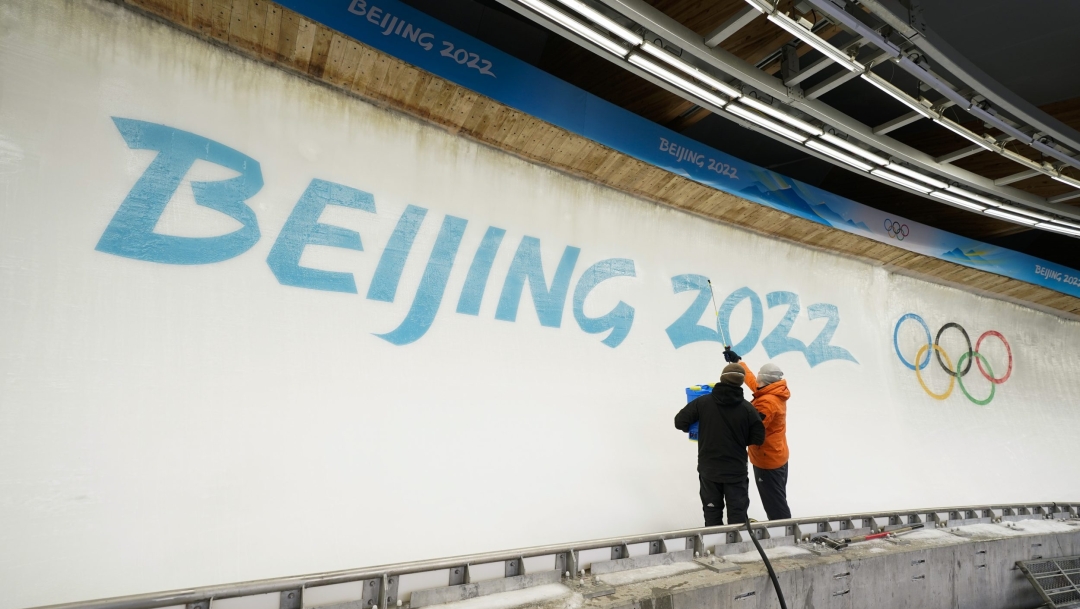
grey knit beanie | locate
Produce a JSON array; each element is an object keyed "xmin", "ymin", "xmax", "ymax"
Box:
[
  {"xmin": 719, "ymin": 363, "xmax": 745, "ymax": 387},
  {"xmin": 757, "ymin": 362, "xmax": 783, "ymax": 387}
]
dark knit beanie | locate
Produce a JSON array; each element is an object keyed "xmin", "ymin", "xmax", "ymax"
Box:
[{"xmin": 719, "ymin": 363, "xmax": 745, "ymax": 387}]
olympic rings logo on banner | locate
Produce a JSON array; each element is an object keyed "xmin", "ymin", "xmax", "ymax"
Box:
[
  {"xmin": 892, "ymin": 313, "xmax": 1013, "ymax": 405},
  {"xmin": 884, "ymin": 219, "xmax": 910, "ymax": 240}
]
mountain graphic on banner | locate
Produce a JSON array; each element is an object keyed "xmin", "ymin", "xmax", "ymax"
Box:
[
  {"xmin": 941, "ymin": 247, "xmax": 1002, "ymax": 265},
  {"xmin": 738, "ymin": 181, "xmax": 870, "ymax": 232}
]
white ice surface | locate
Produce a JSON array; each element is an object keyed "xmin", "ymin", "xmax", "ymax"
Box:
[
  {"xmin": 949, "ymin": 519, "xmax": 1078, "ymax": 538},
  {"xmin": 895, "ymin": 529, "xmax": 962, "ymax": 545},
  {"xmin": 723, "ymin": 545, "xmax": 812, "ymax": 564},
  {"xmin": 953, "ymin": 523, "xmax": 1025, "ymax": 538},
  {"xmin": 421, "ymin": 584, "xmax": 578, "ymax": 609},
  {"xmin": 596, "ymin": 563, "xmax": 701, "ymax": 586},
  {"xmin": 1008, "ymin": 519, "xmax": 1080, "ymax": 534}
]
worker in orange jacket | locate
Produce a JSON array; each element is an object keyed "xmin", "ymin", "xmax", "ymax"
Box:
[{"xmin": 724, "ymin": 347, "xmax": 791, "ymax": 520}]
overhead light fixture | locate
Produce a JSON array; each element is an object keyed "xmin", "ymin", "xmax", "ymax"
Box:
[
  {"xmin": 725, "ymin": 103, "xmax": 808, "ymax": 143},
  {"xmin": 997, "ymin": 147, "xmax": 1045, "ymax": 173},
  {"xmin": 968, "ymin": 105, "xmax": 1033, "ymax": 144},
  {"xmin": 737, "ymin": 96, "xmax": 823, "ymax": 135},
  {"xmin": 806, "ymin": 140, "xmax": 874, "ymax": 171},
  {"xmin": 638, "ymin": 42, "xmax": 742, "ymax": 98},
  {"xmin": 1051, "ymin": 172, "xmax": 1080, "ymax": 188},
  {"xmin": 1051, "ymin": 218, "xmax": 1080, "ymax": 230},
  {"xmin": 745, "ymin": 0, "xmax": 772, "ymax": 13},
  {"xmin": 766, "ymin": 12, "xmax": 862, "ymax": 72},
  {"xmin": 553, "ymin": 0, "xmax": 643, "ymax": 45},
  {"xmin": 517, "ymin": 0, "xmax": 628, "ymax": 57},
  {"xmin": 1030, "ymin": 140, "xmax": 1080, "ymax": 171},
  {"xmin": 819, "ymin": 133, "xmax": 888, "ymax": 165},
  {"xmin": 984, "ymin": 208, "xmax": 1039, "ymax": 226},
  {"xmin": 801, "ymin": 0, "xmax": 899, "ymax": 58},
  {"xmin": 860, "ymin": 73, "xmax": 935, "ymax": 119},
  {"xmin": 886, "ymin": 163, "xmax": 949, "ymax": 189},
  {"xmin": 933, "ymin": 118, "xmax": 996, "ymax": 152},
  {"xmin": 944, "ymin": 186, "xmax": 1002, "ymax": 207},
  {"xmin": 930, "ymin": 191, "xmax": 986, "ymax": 211},
  {"xmin": 894, "ymin": 56, "xmax": 972, "ymax": 110},
  {"xmin": 627, "ymin": 54, "xmax": 729, "ymax": 110},
  {"xmin": 997, "ymin": 204, "xmax": 1052, "ymax": 222},
  {"xmin": 1037, "ymin": 223, "xmax": 1080, "ymax": 238},
  {"xmin": 870, "ymin": 169, "xmax": 933, "ymax": 193}
]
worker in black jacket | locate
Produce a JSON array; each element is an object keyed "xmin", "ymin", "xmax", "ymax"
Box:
[{"xmin": 674, "ymin": 363, "xmax": 766, "ymax": 526}]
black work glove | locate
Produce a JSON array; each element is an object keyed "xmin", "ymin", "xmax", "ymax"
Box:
[{"xmin": 723, "ymin": 347, "xmax": 741, "ymax": 363}]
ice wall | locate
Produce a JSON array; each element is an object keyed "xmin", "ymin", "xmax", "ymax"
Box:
[{"xmin": 0, "ymin": 1, "xmax": 1078, "ymax": 607}]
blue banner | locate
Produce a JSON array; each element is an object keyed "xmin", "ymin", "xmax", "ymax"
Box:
[{"xmin": 275, "ymin": 0, "xmax": 1080, "ymax": 299}]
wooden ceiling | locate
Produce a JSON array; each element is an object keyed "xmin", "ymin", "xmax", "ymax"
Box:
[{"xmin": 532, "ymin": 0, "xmax": 1080, "ymax": 266}]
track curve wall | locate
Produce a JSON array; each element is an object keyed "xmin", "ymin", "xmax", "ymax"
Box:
[{"xmin": 1, "ymin": 1, "xmax": 1079, "ymax": 608}]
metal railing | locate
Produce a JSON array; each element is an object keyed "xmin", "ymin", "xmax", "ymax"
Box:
[{"xmin": 30, "ymin": 501, "xmax": 1079, "ymax": 609}]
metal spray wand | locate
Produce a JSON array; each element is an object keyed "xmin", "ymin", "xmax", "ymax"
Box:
[{"xmin": 706, "ymin": 279, "xmax": 730, "ymax": 349}]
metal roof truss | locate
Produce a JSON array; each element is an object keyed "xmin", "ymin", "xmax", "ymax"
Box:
[{"xmin": 493, "ymin": 0, "xmax": 1080, "ymax": 238}]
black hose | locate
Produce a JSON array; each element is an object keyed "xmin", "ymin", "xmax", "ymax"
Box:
[{"xmin": 745, "ymin": 520, "xmax": 788, "ymax": 609}]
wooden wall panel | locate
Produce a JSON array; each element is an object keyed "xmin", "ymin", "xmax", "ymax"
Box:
[{"xmin": 110, "ymin": 0, "xmax": 1080, "ymax": 318}]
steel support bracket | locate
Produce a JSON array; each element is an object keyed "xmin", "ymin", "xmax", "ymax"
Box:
[
  {"xmin": 505, "ymin": 557, "xmax": 524, "ymax": 578},
  {"xmin": 556, "ymin": 550, "xmax": 577, "ymax": 576},
  {"xmin": 780, "ymin": 43, "xmax": 801, "ymax": 84},
  {"xmin": 688, "ymin": 534, "xmax": 704, "ymax": 556},
  {"xmin": 787, "ymin": 523, "xmax": 805, "ymax": 541},
  {"xmin": 384, "ymin": 574, "xmax": 400, "ymax": 609},
  {"xmin": 361, "ymin": 578, "xmax": 381, "ymax": 609},
  {"xmin": 611, "ymin": 543, "xmax": 630, "ymax": 560},
  {"xmin": 449, "ymin": 564, "xmax": 470, "ymax": 586},
  {"xmin": 280, "ymin": 589, "xmax": 302, "ymax": 609}
]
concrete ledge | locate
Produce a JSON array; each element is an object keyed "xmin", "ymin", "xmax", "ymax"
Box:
[
  {"xmin": 411, "ymin": 571, "xmax": 564, "ymax": 608},
  {"xmin": 411, "ymin": 520, "xmax": 1080, "ymax": 609},
  {"xmin": 591, "ymin": 550, "xmax": 697, "ymax": 575}
]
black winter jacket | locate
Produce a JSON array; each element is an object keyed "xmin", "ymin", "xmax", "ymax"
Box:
[{"xmin": 674, "ymin": 383, "xmax": 766, "ymax": 483}]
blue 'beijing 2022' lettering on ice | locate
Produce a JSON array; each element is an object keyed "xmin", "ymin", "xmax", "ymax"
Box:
[
  {"xmin": 95, "ymin": 117, "xmax": 855, "ymax": 366},
  {"xmin": 97, "ymin": 118, "xmax": 637, "ymax": 348}
]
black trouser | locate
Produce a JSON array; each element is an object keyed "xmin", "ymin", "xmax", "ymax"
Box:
[
  {"xmin": 753, "ymin": 462, "xmax": 791, "ymax": 520},
  {"xmin": 699, "ymin": 476, "xmax": 750, "ymax": 526}
]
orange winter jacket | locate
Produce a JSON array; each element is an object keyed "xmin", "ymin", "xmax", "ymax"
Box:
[{"xmin": 739, "ymin": 361, "xmax": 790, "ymax": 470}]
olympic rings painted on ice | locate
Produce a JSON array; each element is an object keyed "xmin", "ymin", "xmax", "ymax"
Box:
[
  {"xmin": 893, "ymin": 313, "xmax": 931, "ymax": 370},
  {"xmin": 975, "ymin": 330, "xmax": 1013, "ymax": 383},
  {"xmin": 956, "ymin": 351, "xmax": 995, "ymax": 406},
  {"xmin": 893, "ymin": 315, "xmax": 1013, "ymax": 404},
  {"xmin": 935, "ymin": 322, "xmax": 972, "ymax": 377},
  {"xmin": 915, "ymin": 344, "xmax": 954, "ymax": 400},
  {"xmin": 884, "ymin": 219, "xmax": 910, "ymax": 240}
]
